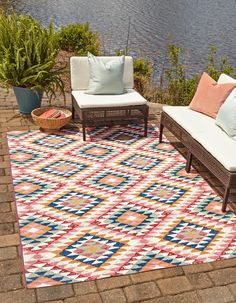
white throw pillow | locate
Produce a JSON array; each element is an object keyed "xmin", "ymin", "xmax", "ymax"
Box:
[
  {"xmin": 217, "ymin": 73, "xmax": 236, "ymax": 84},
  {"xmin": 216, "ymin": 88, "xmax": 236, "ymax": 137},
  {"xmin": 86, "ymin": 53, "xmax": 125, "ymax": 95}
]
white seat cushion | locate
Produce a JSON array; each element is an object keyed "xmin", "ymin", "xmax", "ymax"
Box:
[
  {"xmin": 72, "ymin": 89, "xmax": 147, "ymax": 108},
  {"xmin": 163, "ymin": 106, "xmax": 216, "ymax": 135},
  {"xmin": 192, "ymin": 129, "xmax": 236, "ymax": 171}
]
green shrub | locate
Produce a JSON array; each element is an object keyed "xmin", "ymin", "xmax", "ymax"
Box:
[
  {"xmin": 115, "ymin": 50, "xmax": 153, "ymax": 98},
  {"xmin": 110, "ymin": 45, "xmax": 236, "ymax": 105},
  {"xmin": 133, "ymin": 58, "xmax": 153, "ymax": 97},
  {"xmin": 0, "ymin": 12, "xmax": 64, "ymax": 99},
  {"xmin": 157, "ymin": 44, "xmax": 198, "ymax": 105},
  {"xmin": 133, "ymin": 58, "xmax": 153, "ymax": 77},
  {"xmin": 57, "ymin": 23, "xmax": 100, "ymax": 55},
  {"xmin": 206, "ymin": 44, "xmax": 236, "ymax": 80},
  {"xmin": 150, "ymin": 44, "xmax": 236, "ymax": 105}
]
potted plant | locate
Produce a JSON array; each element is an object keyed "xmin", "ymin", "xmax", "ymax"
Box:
[{"xmin": 0, "ymin": 12, "xmax": 64, "ymax": 114}]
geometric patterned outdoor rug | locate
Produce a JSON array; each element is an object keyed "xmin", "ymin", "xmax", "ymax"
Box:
[{"xmin": 7, "ymin": 123, "xmax": 236, "ymax": 288}]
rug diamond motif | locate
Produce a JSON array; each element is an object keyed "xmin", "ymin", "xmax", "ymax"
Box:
[
  {"xmin": 10, "ymin": 149, "xmax": 39, "ymax": 165},
  {"xmin": 83, "ymin": 168, "xmax": 140, "ymax": 193},
  {"xmin": 26, "ymin": 267, "xmax": 76, "ymax": 286},
  {"xmin": 95, "ymin": 201, "xmax": 169, "ymax": 237},
  {"xmin": 184, "ymin": 196, "xmax": 234, "ymax": 221},
  {"xmin": 140, "ymin": 182, "xmax": 187, "ymax": 204},
  {"xmin": 104, "ymin": 130, "xmax": 141, "ymax": 145},
  {"xmin": 127, "ymin": 250, "xmax": 189, "ymax": 273},
  {"xmin": 14, "ymin": 177, "xmax": 53, "ymax": 199},
  {"xmin": 160, "ymin": 163, "xmax": 201, "ymax": 182},
  {"xmin": 60, "ymin": 233, "xmax": 123, "ymax": 268},
  {"xmin": 41, "ymin": 160, "xmax": 88, "ymax": 178},
  {"xmin": 72, "ymin": 143, "xmax": 122, "ymax": 162},
  {"xmin": 20, "ymin": 222, "xmax": 51, "ymax": 239},
  {"xmin": 7, "ymin": 124, "xmax": 236, "ymax": 288},
  {"xmin": 106, "ymin": 207, "xmax": 155, "ymax": 230},
  {"xmin": 48, "ymin": 191, "xmax": 103, "ymax": 216},
  {"xmin": 8, "ymin": 130, "xmax": 33, "ymax": 139},
  {"xmin": 120, "ymin": 154, "xmax": 162, "ymax": 170},
  {"xmin": 33, "ymin": 134, "xmax": 76, "ymax": 149},
  {"xmin": 163, "ymin": 220, "xmax": 218, "ymax": 251},
  {"xmin": 81, "ymin": 145, "xmax": 111, "ymax": 157},
  {"xmin": 19, "ymin": 214, "xmax": 71, "ymax": 246},
  {"xmin": 142, "ymin": 141, "xmax": 177, "ymax": 154}
]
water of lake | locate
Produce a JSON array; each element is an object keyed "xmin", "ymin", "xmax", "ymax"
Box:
[{"xmin": 1, "ymin": 0, "xmax": 236, "ymax": 77}]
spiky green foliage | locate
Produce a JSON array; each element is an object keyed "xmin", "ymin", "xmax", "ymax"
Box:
[
  {"xmin": 206, "ymin": 44, "xmax": 236, "ymax": 81},
  {"xmin": 57, "ymin": 22, "xmax": 100, "ymax": 55},
  {"xmin": 0, "ymin": 12, "xmax": 64, "ymax": 99},
  {"xmin": 162, "ymin": 44, "xmax": 198, "ymax": 105}
]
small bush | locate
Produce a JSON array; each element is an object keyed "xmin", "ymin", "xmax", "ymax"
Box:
[
  {"xmin": 133, "ymin": 58, "xmax": 153, "ymax": 77},
  {"xmin": 155, "ymin": 44, "xmax": 198, "ymax": 105},
  {"xmin": 206, "ymin": 44, "xmax": 236, "ymax": 80},
  {"xmin": 133, "ymin": 58, "xmax": 153, "ymax": 97},
  {"xmin": 115, "ymin": 51, "xmax": 154, "ymax": 98},
  {"xmin": 57, "ymin": 22, "xmax": 100, "ymax": 55},
  {"xmin": 152, "ymin": 44, "xmax": 236, "ymax": 106}
]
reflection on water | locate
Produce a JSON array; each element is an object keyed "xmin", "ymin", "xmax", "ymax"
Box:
[{"xmin": 2, "ymin": 0, "xmax": 236, "ymax": 76}]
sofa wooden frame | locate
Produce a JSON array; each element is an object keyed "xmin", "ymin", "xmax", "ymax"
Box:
[{"xmin": 159, "ymin": 111, "xmax": 236, "ymax": 212}]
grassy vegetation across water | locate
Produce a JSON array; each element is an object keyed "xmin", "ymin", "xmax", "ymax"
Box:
[
  {"xmin": 140, "ymin": 44, "xmax": 236, "ymax": 105},
  {"xmin": 1, "ymin": 11, "xmax": 236, "ymax": 105}
]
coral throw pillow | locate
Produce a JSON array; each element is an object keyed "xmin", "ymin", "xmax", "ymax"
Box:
[{"xmin": 189, "ymin": 72, "xmax": 236, "ymax": 118}]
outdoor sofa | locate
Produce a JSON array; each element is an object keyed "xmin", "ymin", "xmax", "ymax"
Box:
[
  {"xmin": 159, "ymin": 72, "xmax": 236, "ymax": 212},
  {"xmin": 159, "ymin": 104, "xmax": 236, "ymax": 213}
]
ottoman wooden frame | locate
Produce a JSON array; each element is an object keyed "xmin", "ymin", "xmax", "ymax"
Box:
[{"xmin": 72, "ymin": 96, "xmax": 149, "ymax": 141}]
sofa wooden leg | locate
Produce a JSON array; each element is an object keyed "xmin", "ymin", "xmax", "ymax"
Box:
[
  {"xmin": 186, "ymin": 151, "xmax": 193, "ymax": 173},
  {"xmin": 81, "ymin": 111, "xmax": 86, "ymax": 141},
  {"xmin": 222, "ymin": 187, "xmax": 230, "ymax": 212},
  {"xmin": 82, "ymin": 122, "xmax": 86, "ymax": 141},
  {"xmin": 143, "ymin": 106, "xmax": 149, "ymax": 137},
  {"xmin": 71, "ymin": 96, "xmax": 75, "ymax": 120},
  {"xmin": 144, "ymin": 117, "xmax": 148, "ymax": 137},
  {"xmin": 72, "ymin": 105, "xmax": 75, "ymax": 120},
  {"xmin": 159, "ymin": 123, "xmax": 164, "ymax": 143}
]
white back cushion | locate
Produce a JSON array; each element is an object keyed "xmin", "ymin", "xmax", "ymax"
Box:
[
  {"xmin": 215, "ymin": 88, "xmax": 236, "ymax": 137},
  {"xmin": 70, "ymin": 56, "xmax": 134, "ymax": 90},
  {"xmin": 217, "ymin": 73, "xmax": 236, "ymax": 84}
]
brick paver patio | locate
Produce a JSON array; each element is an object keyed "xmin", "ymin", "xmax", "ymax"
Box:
[{"xmin": 0, "ymin": 89, "xmax": 236, "ymax": 303}]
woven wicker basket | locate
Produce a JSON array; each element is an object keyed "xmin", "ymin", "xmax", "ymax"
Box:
[{"xmin": 31, "ymin": 107, "xmax": 72, "ymax": 130}]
